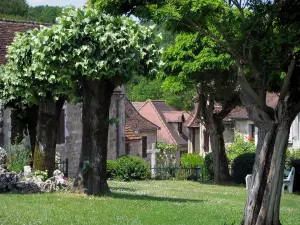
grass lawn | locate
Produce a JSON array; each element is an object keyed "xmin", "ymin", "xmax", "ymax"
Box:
[{"xmin": 1, "ymin": 181, "xmax": 300, "ymax": 225}]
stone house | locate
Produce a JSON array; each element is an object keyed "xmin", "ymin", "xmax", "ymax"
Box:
[
  {"xmin": 136, "ymin": 100, "xmax": 189, "ymax": 164},
  {"xmin": 184, "ymin": 93, "xmax": 300, "ymax": 155}
]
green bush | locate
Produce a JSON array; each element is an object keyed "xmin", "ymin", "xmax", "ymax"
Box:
[
  {"xmin": 180, "ymin": 153, "xmax": 204, "ymax": 168},
  {"xmin": 112, "ymin": 156, "xmax": 150, "ymax": 181},
  {"xmin": 231, "ymin": 152, "xmax": 256, "ymax": 184},
  {"xmin": 107, "ymin": 160, "xmax": 117, "ymax": 179},
  {"xmin": 6, "ymin": 144, "xmax": 31, "ymax": 173},
  {"xmin": 226, "ymin": 133, "xmax": 256, "ymax": 163},
  {"xmin": 33, "ymin": 170, "xmax": 48, "ymax": 181},
  {"xmin": 286, "ymin": 148, "xmax": 300, "ymax": 159},
  {"xmin": 203, "ymin": 153, "xmax": 214, "ymax": 181}
]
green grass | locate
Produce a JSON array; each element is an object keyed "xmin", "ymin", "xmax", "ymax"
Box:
[{"xmin": 1, "ymin": 181, "xmax": 300, "ymax": 225}]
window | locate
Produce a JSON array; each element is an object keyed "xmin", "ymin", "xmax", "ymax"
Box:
[
  {"xmin": 142, "ymin": 136, "xmax": 147, "ymax": 158},
  {"xmin": 178, "ymin": 122, "xmax": 183, "ymax": 134},
  {"xmin": 56, "ymin": 109, "xmax": 65, "ymax": 144}
]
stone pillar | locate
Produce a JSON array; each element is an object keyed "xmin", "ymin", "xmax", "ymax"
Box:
[{"xmin": 147, "ymin": 143, "xmax": 160, "ymax": 178}]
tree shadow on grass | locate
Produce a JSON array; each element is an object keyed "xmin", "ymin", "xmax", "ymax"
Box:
[
  {"xmin": 111, "ymin": 192, "xmax": 206, "ymax": 203},
  {"xmin": 110, "ymin": 187, "xmax": 137, "ymax": 192}
]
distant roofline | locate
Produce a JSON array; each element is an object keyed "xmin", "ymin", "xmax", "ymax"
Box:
[{"xmin": 0, "ymin": 18, "xmax": 51, "ymax": 26}]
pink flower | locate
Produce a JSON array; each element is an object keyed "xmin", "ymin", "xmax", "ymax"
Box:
[{"xmin": 64, "ymin": 177, "xmax": 67, "ymax": 180}]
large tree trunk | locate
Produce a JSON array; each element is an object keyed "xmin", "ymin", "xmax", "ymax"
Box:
[
  {"xmin": 209, "ymin": 115, "xmax": 231, "ymax": 184},
  {"xmin": 34, "ymin": 97, "xmax": 65, "ymax": 177},
  {"xmin": 241, "ymin": 119, "xmax": 291, "ymax": 225},
  {"xmin": 75, "ymin": 78, "xmax": 115, "ymax": 196}
]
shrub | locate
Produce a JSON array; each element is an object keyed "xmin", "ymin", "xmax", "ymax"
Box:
[
  {"xmin": 231, "ymin": 152, "xmax": 256, "ymax": 184},
  {"xmin": 286, "ymin": 148, "xmax": 300, "ymax": 159},
  {"xmin": 6, "ymin": 143, "xmax": 31, "ymax": 173},
  {"xmin": 113, "ymin": 156, "xmax": 150, "ymax": 181},
  {"xmin": 33, "ymin": 170, "xmax": 48, "ymax": 181},
  {"xmin": 33, "ymin": 145, "xmax": 46, "ymax": 171},
  {"xmin": 107, "ymin": 160, "xmax": 117, "ymax": 179},
  {"xmin": 180, "ymin": 153, "xmax": 204, "ymax": 168},
  {"xmin": 226, "ymin": 133, "xmax": 256, "ymax": 163},
  {"xmin": 203, "ymin": 152, "xmax": 214, "ymax": 181},
  {"xmin": 286, "ymin": 158, "xmax": 300, "ymax": 192}
]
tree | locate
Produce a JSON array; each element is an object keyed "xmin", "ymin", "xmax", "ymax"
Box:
[
  {"xmin": 4, "ymin": 7, "xmax": 160, "ymax": 195},
  {"xmin": 89, "ymin": 0, "xmax": 300, "ymax": 223},
  {"xmin": 28, "ymin": 6, "xmax": 63, "ymax": 23},
  {"xmin": 0, "ymin": 0, "xmax": 29, "ymax": 16},
  {"xmin": 2, "ymin": 28, "xmax": 69, "ymax": 176},
  {"xmin": 162, "ymin": 32, "xmax": 240, "ymax": 183}
]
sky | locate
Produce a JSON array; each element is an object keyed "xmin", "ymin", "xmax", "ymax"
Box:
[{"xmin": 27, "ymin": 0, "xmax": 86, "ymax": 7}]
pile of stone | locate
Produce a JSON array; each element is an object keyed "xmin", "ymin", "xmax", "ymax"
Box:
[{"xmin": 0, "ymin": 147, "xmax": 72, "ymax": 194}]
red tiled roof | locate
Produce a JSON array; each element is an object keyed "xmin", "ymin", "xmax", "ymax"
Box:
[
  {"xmin": 228, "ymin": 93, "xmax": 279, "ymax": 120},
  {"xmin": 0, "ymin": 19, "xmax": 48, "ymax": 65},
  {"xmin": 184, "ymin": 104, "xmax": 200, "ymax": 127},
  {"xmin": 163, "ymin": 111, "xmax": 184, "ymax": 122},
  {"xmin": 132, "ymin": 102, "xmax": 145, "ymax": 111},
  {"xmin": 139, "ymin": 100, "xmax": 188, "ymax": 147},
  {"xmin": 125, "ymin": 98, "xmax": 159, "ymax": 132},
  {"xmin": 125, "ymin": 124, "xmax": 141, "ymax": 141}
]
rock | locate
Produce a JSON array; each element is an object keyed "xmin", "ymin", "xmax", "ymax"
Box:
[
  {"xmin": 0, "ymin": 170, "xmax": 19, "ymax": 193},
  {"xmin": 15, "ymin": 181, "xmax": 42, "ymax": 194},
  {"xmin": 0, "ymin": 147, "xmax": 7, "ymax": 165}
]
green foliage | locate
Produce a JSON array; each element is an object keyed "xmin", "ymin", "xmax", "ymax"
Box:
[
  {"xmin": 111, "ymin": 156, "xmax": 150, "ymax": 181},
  {"xmin": 0, "ymin": 0, "xmax": 29, "ymax": 16},
  {"xmin": 2, "ymin": 7, "xmax": 161, "ymax": 107},
  {"xmin": 106, "ymin": 159, "xmax": 117, "ymax": 178},
  {"xmin": 231, "ymin": 153, "xmax": 256, "ymax": 184},
  {"xmin": 6, "ymin": 143, "xmax": 31, "ymax": 173},
  {"xmin": 33, "ymin": 170, "xmax": 48, "ymax": 181},
  {"xmin": 126, "ymin": 76, "xmax": 164, "ymax": 102},
  {"xmin": 226, "ymin": 133, "xmax": 256, "ymax": 163},
  {"xmin": 180, "ymin": 153, "xmax": 203, "ymax": 168},
  {"xmin": 203, "ymin": 152, "xmax": 214, "ymax": 181},
  {"xmin": 28, "ymin": 6, "xmax": 62, "ymax": 23},
  {"xmin": 286, "ymin": 148, "xmax": 300, "ymax": 159},
  {"xmin": 156, "ymin": 142, "xmax": 178, "ymax": 166}
]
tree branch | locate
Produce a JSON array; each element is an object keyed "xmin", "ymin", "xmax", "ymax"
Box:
[
  {"xmin": 232, "ymin": 0, "xmax": 245, "ymax": 19},
  {"xmin": 216, "ymin": 91, "xmax": 241, "ymax": 120},
  {"xmin": 279, "ymin": 58, "xmax": 296, "ymax": 101}
]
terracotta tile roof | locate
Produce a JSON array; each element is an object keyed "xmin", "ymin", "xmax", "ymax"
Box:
[
  {"xmin": 125, "ymin": 98, "xmax": 159, "ymax": 132},
  {"xmin": 132, "ymin": 102, "xmax": 145, "ymax": 111},
  {"xmin": 140, "ymin": 100, "xmax": 188, "ymax": 147},
  {"xmin": 0, "ymin": 19, "xmax": 49, "ymax": 65},
  {"xmin": 184, "ymin": 104, "xmax": 200, "ymax": 127},
  {"xmin": 125, "ymin": 124, "xmax": 141, "ymax": 141},
  {"xmin": 163, "ymin": 111, "xmax": 184, "ymax": 122},
  {"xmin": 228, "ymin": 93, "xmax": 279, "ymax": 120}
]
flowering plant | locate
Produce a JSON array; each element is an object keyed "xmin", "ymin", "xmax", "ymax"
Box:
[{"xmin": 6, "ymin": 143, "xmax": 31, "ymax": 173}]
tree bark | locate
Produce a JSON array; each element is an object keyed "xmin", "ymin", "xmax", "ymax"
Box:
[
  {"xmin": 209, "ymin": 115, "xmax": 231, "ymax": 183},
  {"xmin": 241, "ymin": 119, "xmax": 291, "ymax": 225},
  {"xmin": 75, "ymin": 78, "xmax": 115, "ymax": 196},
  {"xmin": 34, "ymin": 97, "xmax": 65, "ymax": 177}
]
